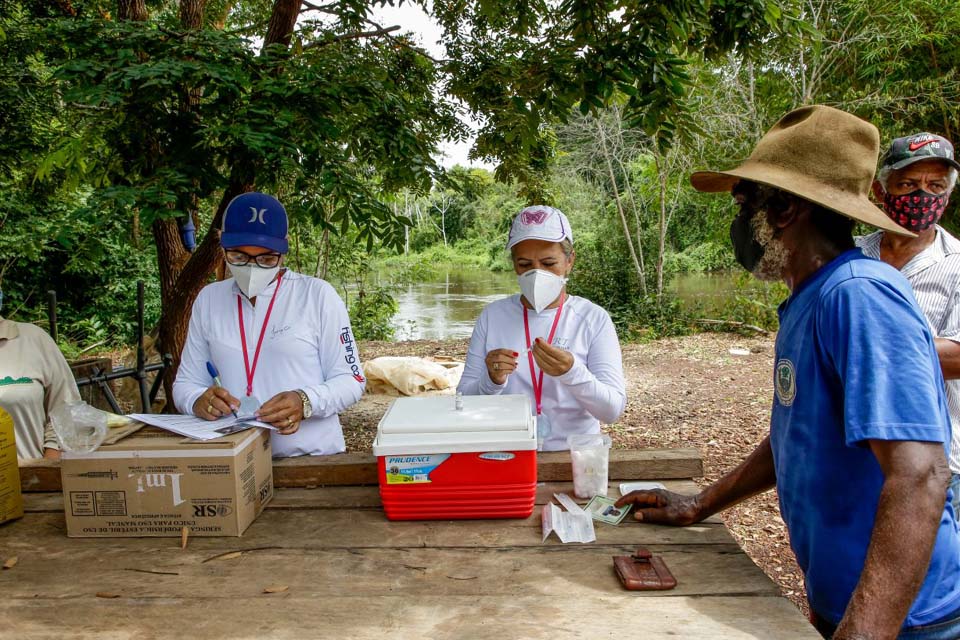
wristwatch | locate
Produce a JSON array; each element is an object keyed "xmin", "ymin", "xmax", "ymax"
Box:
[{"xmin": 295, "ymin": 389, "xmax": 313, "ymax": 419}]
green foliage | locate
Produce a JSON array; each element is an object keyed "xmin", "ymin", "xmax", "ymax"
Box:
[
  {"xmin": 322, "ymin": 233, "xmax": 397, "ymax": 342},
  {"xmin": 664, "ymin": 242, "xmax": 736, "ymax": 275},
  {"xmin": 347, "ymin": 285, "xmax": 398, "ymax": 342},
  {"xmin": 8, "ymin": 0, "xmax": 958, "ymax": 351},
  {"xmin": 437, "ymin": 0, "xmax": 794, "ymax": 196},
  {"xmin": 377, "ymin": 238, "xmax": 495, "ymax": 280},
  {"xmin": 1, "ymin": 0, "xmax": 467, "ymax": 352},
  {"xmin": 567, "ymin": 233, "xmax": 692, "ymax": 341},
  {"xmin": 710, "ymin": 273, "xmax": 788, "ymax": 332},
  {"xmin": 35, "ymin": 12, "xmax": 461, "ymax": 250},
  {"xmin": 3, "ymin": 190, "xmax": 161, "ymax": 349}
]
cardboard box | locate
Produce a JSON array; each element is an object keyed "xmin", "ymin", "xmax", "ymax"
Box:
[
  {"xmin": 61, "ymin": 427, "xmax": 273, "ymax": 537},
  {"xmin": 0, "ymin": 406, "xmax": 24, "ymax": 525}
]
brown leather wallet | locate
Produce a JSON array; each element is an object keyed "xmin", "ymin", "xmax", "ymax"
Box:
[{"xmin": 613, "ymin": 547, "xmax": 678, "ymax": 591}]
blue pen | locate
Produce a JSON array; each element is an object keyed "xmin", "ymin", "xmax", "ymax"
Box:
[{"xmin": 206, "ymin": 361, "xmax": 239, "ymax": 419}]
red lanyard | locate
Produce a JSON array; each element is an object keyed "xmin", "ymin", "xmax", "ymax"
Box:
[
  {"xmin": 523, "ymin": 293, "xmax": 565, "ymax": 416},
  {"xmin": 237, "ymin": 271, "xmax": 284, "ymax": 397}
]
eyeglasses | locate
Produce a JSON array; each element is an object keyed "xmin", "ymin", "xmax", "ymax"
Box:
[{"xmin": 224, "ymin": 250, "xmax": 282, "ymax": 268}]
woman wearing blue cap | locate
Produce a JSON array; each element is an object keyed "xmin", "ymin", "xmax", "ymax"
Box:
[
  {"xmin": 457, "ymin": 205, "xmax": 626, "ymax": 451},
  {"xmin": 173, "ymin": 192, "xmax": 365, "ymax": 457}
]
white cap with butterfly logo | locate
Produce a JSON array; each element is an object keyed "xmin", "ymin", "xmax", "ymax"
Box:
[{"xmin": 506, "ymin": 206, "xmax": 574, "ymax": 250}]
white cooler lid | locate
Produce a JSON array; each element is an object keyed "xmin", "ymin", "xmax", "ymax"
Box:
[{"xmin": 372, "ymin": 394, "xmax": 536, "ymax": 456}]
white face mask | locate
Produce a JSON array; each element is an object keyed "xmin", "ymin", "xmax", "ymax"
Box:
[
  {"xmin": 227, "ymin": 263, "xmax": 280, "ymax": 298},
  {"xmin": 518, "ymin": 269, "xmax": 567, "ymax": 313}
]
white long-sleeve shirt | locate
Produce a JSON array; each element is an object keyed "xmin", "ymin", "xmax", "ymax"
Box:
[
  {"xmin": 0, "ymin": 317, "xmax": 81, "ymax": 458},
  {"xmin": 457, "ymin": 294, "xmax": 626, "ymax": 451},
  {"xmin": 173, "ymin": 270, "xmax": 365, "ymax": 457}
]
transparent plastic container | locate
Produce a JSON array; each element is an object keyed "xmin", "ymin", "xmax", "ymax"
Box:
[
  {"xmin": 49, "ymin": 402, "xmax": 108, "ymax": 454},
  {"xmin": 568, "ymin": 433, "xmax": 612, "ymax": 498}
]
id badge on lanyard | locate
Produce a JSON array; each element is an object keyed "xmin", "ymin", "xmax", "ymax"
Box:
[
  {"xmin": 523, "ymin": 293, "xmax": 565, "ymax": 446},
  {"xmin": 237, "ymin": 271, "xmax": 284, "ymax": 414}
]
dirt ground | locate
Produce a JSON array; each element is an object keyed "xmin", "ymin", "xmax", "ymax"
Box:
[{"xmin": 345, "ymin": 332, "xmax": 807, "ymax": 616}]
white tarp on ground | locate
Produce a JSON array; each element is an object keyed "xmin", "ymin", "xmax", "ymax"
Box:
[{"xmin": 363, "ymin": 356, "xmax": 464, "ymax": 396}]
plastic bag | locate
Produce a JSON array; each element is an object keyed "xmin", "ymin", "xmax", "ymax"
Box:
[
  {"xmin": 568, "ymin": 433, "xmax": 612, "ymax": 498},
  {"xmin": 49, "ymin": 401, "xmax": 108, "ymax": 453}
]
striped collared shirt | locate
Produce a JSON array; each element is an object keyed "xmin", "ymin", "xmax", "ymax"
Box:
[{"xmin": 857, "ymin": 226, "xmax": 960, "ymax": 472}]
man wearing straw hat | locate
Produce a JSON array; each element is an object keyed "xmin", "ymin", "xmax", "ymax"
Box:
[{"xmin": 617, "ymin": 106, "xmax": 960, "ymax": 639}]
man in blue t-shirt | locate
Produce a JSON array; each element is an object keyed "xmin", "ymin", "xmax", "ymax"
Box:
[{"xmin": 617, "ymin": 105, "xmax": 960, "ymax": 639}]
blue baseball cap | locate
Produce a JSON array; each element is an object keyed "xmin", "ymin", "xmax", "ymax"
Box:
[{"xmin": 221, "ymin": 192, "xmax": 289, "ymax": 254}]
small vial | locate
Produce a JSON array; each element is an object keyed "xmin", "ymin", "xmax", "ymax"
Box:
[{"xmin": 455, "ymin": 391, "xmax": 463, "ymax": 411}]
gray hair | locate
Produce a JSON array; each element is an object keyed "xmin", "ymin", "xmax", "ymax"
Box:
[{"xmin": 877, "ymin": 165, "xmax": 958, "ymax": 193}]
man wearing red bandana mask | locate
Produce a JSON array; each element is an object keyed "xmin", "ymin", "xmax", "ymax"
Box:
[{"xmin": 859, "ymin": 132, "xmax": 960, "ymax": 513}]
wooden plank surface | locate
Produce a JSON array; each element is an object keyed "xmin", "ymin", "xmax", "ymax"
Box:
[
  {"xmin": 19, "ymin": 448, "xmax": 704, "ymax": 492},
  {"xmin": 17, "ymin": 458, "xmax": 59, "ymax": 492},
  {"xmin": 21, "ymin": 480, "xmax": 710, "ymax": 513},
  {"xmin": 6, "ymin": 507, "xmax": 733, "ymax": 548},
  {"xmin": 1, "ymin": 460, "xmax": 820, "ymax": 640},
  {"xmin": 1, "ymin": 503, "xmax": 808, "ymax": 638},
  {"xmin": 0, "ymin": 596, "xmax": 820, "ymax": 639},
  {"xmin": 0, "ymin": 543, "xmax": 775, "ymax": 599}
]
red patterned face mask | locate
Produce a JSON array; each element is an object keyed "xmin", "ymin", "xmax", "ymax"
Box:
[{"xmin": 883, "ymin": 189, "xmax": 948, "ymax": 231}]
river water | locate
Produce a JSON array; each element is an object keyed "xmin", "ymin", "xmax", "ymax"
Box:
[{"xmin": 385, "ymin": 268, "xmax": 755, "ymax": 341}]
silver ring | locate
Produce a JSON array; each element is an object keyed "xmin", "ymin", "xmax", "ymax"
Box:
[{"xmin": 494, "ymin": 362, "xmax": 500, "ymax": 371}]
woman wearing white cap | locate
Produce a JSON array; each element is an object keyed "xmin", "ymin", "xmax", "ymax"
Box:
[{"xmin": 457, "ymin": 206, "xmax": 626, "ymax": 451}]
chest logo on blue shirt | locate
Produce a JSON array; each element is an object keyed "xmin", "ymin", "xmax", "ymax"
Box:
[{"xmin": 775, "ymin": 358, "xmax": 796, "ymax": 406}]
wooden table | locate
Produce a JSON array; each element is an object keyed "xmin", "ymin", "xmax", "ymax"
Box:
[{"xmin": 2, "ymin": 452, "xmax": 819, "ymax": 639}]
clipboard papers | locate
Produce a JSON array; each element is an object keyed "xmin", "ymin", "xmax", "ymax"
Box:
[{"xmin": 127, "ymin": 413, "xmax": 277, "ymax": 441}]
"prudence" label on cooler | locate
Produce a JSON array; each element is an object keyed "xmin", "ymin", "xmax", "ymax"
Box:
[{"xmin": 385, "ymin": 454, "xmax": 450, "ymax": 484}]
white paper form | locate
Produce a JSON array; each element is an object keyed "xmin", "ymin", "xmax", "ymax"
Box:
[
  {"xmin": 127, "ymin": 414, "xmax": 276, "ymax": 441},
  {"xmin": 541, "ymin": 493, "xmax": 596, "ymax": 543}
]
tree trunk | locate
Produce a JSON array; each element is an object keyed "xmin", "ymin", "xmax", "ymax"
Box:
[
  {"xmin": 211, "ymin": 0, "xmax": 235, "ymax": 29},
  {"xmin": 53, "ymin": 0, "xmax": 77, "ymax": 16},
  {"xmin": 179, "ymin": 0, "xmax": 204, "ymax": 28},
  {"xmin": 152, "ymin": 0, "xmax": 297, "ymax": 398},
  {"xmin": 596, "ymin": 118, "xmax": 645, "ymax": 287},
  {"xmin": 132, "ymin": 209, "xmax": 141, "ymax": 248},
  {"xmin": 264, "ymin": 0, "xmax": 300, "ymax": 50},
  {"xmin": 156, "ymin": 181, "xmax": 249, "ymax": 400},
  {"xmin": 318, "ymin": 200, "xmax": 331, "ymax": 280},
  {"xmin": 153, "ymin": 218, "xmax": 191, "ymax": 409},
  {"xmin": 440, "ymin": 202, "xmax": 447, "ymax": 246},
  {"xmin": 653, "ymin": 148, "xmax": 668, "ymax": 300},
  {"xmin": 611, "ymin": 106, "xmax": 648, "ymax": 294},
  {"xmin": 117, "ymin": 0, "xmax": 148, "ymax": 21}
]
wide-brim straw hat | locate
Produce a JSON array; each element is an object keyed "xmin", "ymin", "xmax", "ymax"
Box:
[{"xmin": 690, "ymin": 105, "xmax": 914, "ymax": 237}]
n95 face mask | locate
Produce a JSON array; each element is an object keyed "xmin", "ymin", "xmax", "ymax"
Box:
[
  {"xmin": 227, "ymin": 263, "xmax": 280, "ymax": 299},
  {"xmin": 518, "ymin": 269, "xmax": 567, "ymax": 313}
]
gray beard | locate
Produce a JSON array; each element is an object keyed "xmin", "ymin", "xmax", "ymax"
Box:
[{"xmin": 751, "ymin": 213, "xmax": 790, "ymax": 282}]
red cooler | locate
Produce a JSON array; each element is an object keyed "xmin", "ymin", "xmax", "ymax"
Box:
[{"xmin": 373, "ymin": 394, "xmax": 537, "ymax": 521}]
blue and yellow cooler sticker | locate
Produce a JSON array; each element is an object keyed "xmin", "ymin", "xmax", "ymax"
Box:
[
  {"xmin": 385, "ymin": 454, "xmax": 450, "ymax": 484},
  {"xmin": 0, "ymin": 406, "xmax": 24, "ymax": 524}
]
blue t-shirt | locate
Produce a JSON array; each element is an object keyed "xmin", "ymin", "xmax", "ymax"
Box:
[{"xmin": 771, "ymin": 249, "xmax": 960, "ymax": 627}]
